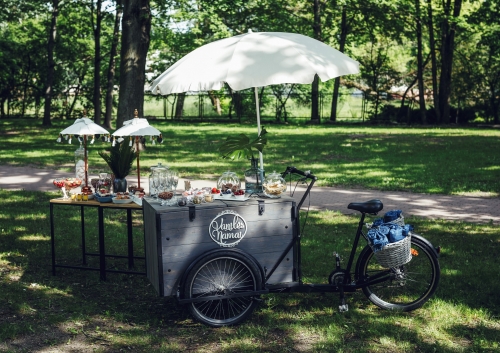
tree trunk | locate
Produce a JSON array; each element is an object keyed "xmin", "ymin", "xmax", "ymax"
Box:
[
  {"xmin": 415, "ymin": 0, "xmax": 427, "ymax": 124},
  {"xmin": 43, "ymin": 0, "xmax": 59, "ymax": 127},
  {"xmin": 330, "ymin": 5, "xmax": 348, "ymax": 123},
  {"xmin": 438, "ymin": 0, "xmax": 462, "ymax": 124},
  {"xmin": 117, "ymin": 0, "xmax": 151, "ymax": 128},
  {"xmin": 104, "ymin": 0, "xmax": 123, "ymax": 129},
  {"xmin": 92, "ymin": 0, "xmax": 103, "ymax": 125},
  {"xmin": 310, "ymin": 0, "xmax": 321, "ymax": 124},
  {"xmin": 174, "ymin": 93, "xmax": 185, "ymax": 119},
  {"xmin": 22, "ymin": 54, "xmax": 31, "ymax": 118},
  {"xmin": 426, "ymin": 0, "xmax": 440, "ymax": 123},
  {"xmin": 490, "ymin": 82, "xmax": 500, "ymax": 124},
  {"xmin": 208, "ymin": 91, "xmax": 222, "ymax": 115}
]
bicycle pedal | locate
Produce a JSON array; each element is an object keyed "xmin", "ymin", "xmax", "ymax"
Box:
[{"xmin": 338, "ymin": 304, "xmax": 349, "ymax": 312}]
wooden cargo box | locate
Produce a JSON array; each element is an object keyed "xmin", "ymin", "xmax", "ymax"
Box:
[{"xmin": 143, "ymin": 196, "xmax": 297, "ymax": 296}]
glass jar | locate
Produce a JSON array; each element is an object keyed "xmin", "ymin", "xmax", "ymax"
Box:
[
  {"xmin": 97, "ymin": 172, "xmax": 112, "ymax": 194},
  {"xmin": 262, "ymin": 171, "xmax": 287, "ymax": 198},
  {"xmin": 217, "ymin": 171, "xmax": 241, "ymax": 193},
  {"xmin": 244, "ymin": 158, "xmax": 264, "ymax": 194},
  {"xmin": 149, "ymin": 163, "xmax": 169, "ymax": 197},
  {"xmin": 74, "ymin": 144, "xmax": 85, "ymax": 180}
]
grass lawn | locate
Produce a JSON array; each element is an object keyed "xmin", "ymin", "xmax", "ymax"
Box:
[
  {"xmin": 0, "ymin": 119, "xmax": 499, "ymax": 196},
  {"xmin": 1, "ymin": 119, "xmax": 499, "ymax": 352},
  {"xmin": 0, "ymin": 189, "xmax": 499, "ymax": 352}
]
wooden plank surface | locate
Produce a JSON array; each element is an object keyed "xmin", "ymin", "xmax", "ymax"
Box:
[{"xmin": 142, "ymin": 197, "xmax": 297, "ymax": 297}]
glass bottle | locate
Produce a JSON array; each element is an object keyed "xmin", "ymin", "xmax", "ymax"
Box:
[
  {"xmin": 74, "ymin": 144, "xmax": 85, "ymax": 180},
  {"xmin": 244, "ymin": 158, "xmax": 264, "ymax": 194}
]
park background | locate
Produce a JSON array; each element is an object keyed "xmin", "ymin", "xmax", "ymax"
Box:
[{"xmin": 1, "ymin": 0, "xmax": 500, "ymax": 352}]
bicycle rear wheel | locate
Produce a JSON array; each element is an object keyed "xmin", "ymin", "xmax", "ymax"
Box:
[
  {"xmin": 356, "ymin": 234, "xmax": 440, "ymax": 311},
  {"xmin": 183, "ymin": 250, "xmax": 262, "ymax": 327}
]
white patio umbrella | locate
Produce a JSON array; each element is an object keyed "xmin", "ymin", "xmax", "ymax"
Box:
[
  {"xmin": 57, "ymin": 114, "xmax": 110, "ymax": 191},
  {"xmin": 147, "ymin": 31, "xmax": 360, "ymax": 169},
  {"xmin": 112, "ymin": 109, "xmax": 162, "ymax": 190}
]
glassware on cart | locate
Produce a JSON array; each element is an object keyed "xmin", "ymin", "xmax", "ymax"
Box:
[
  {"xmin": 262, "ymin": 171, "xmax": 287, "ymax": 198},
  {"xmin": 244, "ymin": 158, "xmax": 264, "ymax": 194},
  {"xmin": 164, "ymin": 170, "xmax": 179, "ymax": 206},
  {"xmin": 149, "ymin": 163, "xmax": 168, "ymax": 198},
  {"xmin": 217, "ymin": 171, "xmax": 241, "ymax": 195},
  {"xmin": 169, "ymin": 170, "xmax": 179, "ymax": 194},
  {"xmin": 158, "ymin": 191, "xmax": 174, "ymax": 206},
  {"xmin": 158, "ymin": 170, "xmax": 170, "ymax": 193}
]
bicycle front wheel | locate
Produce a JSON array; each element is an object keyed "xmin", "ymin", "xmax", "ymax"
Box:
[
  {"xmin": 183, "ymin": 251, "xmax": 262, "ymax": 327},
  {"xmin": 356, "ymin": 234, "xmax": 440, "ymax": 312}
]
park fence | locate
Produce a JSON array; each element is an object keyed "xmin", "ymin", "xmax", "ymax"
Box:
[{"xmin": 143, "ymin": 91, "xmax": 371, "ymax": 123}]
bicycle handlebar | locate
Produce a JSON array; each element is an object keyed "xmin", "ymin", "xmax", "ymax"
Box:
[
  {"xmin": 281, "ymin": 166, "xmax": 317, "ymax": 211},
  {"xmin": 281, "ymin": 166, "xmax": 317, "ymax": 181}
]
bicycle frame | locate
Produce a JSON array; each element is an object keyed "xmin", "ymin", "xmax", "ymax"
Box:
[{"xmin": 264, "ymin": 166, "xmax": 385, "ymax": 294}]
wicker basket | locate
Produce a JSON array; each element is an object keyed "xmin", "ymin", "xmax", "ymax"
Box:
[
  {"xmin": 389, "ymin": 215, "xmax": 405, "ymax": 226},
  {"xmin": 372, "ymin": 233, "xmax": 412, "ymax": 268}
]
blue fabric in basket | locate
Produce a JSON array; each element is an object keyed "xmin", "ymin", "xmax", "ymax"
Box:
[
  {"xmin": 372, "ymin": 218, "xmax": 384, "ymax": 227},
  {"xmin": 387, "ymin": 224, "xmax": 404, "ymax": 243},
  {"xmin": 367, "ymin": 226, "xmax": 389, "ymax": 253},
  {"xmin": 384, "ymin": 209, "xmax": 402, "ymax": 223}
]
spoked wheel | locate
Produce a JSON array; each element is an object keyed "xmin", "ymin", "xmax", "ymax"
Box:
[
  {"xmin": 356, "ymin": 234, "xmax": 440, "ymax": 312},
  {"xmin": 183, "ymin": 250, "xmax": 262, "ymax": 327}
]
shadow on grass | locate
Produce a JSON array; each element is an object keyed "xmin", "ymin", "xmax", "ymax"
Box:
[{"xmin": 1, "ymin": 190, "xmax": 499, "ymax": 352}]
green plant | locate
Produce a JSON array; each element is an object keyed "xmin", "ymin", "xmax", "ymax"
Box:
[
  {"xmin": 218, "ymin": 128, "xmax": 268, "ymax": 160},
  {"xmin": 98, "ymin": 142, "xmax": 136, "ymax": 179}
]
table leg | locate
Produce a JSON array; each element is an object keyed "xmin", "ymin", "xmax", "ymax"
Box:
[
  {"xmin": 81, "ymin": 205, "xmax": 87, "ymax": 265},
  {"xmin": 127, "ymin": 208, "xmax": 134, "ymax": 269},
  {"xmin": 98, "ymin": 206, "xmax": 106, "ymax": 281},
  {"xmin": 50, "ymin": 203, "xmax": 56, "ymax": 275}
]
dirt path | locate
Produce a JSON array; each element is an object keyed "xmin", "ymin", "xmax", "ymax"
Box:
[{"xmin": 1, "ymin": 164, "xmax": 498, "ymax": 224}]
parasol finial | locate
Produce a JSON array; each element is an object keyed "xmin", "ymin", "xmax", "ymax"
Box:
[
  {"xmin": 83, "ymin": 108, "xmax": 87, "ymax": 117},
  {"xmin": 134, "ymin": 109, "xmax": 139, "ymax": 118}
]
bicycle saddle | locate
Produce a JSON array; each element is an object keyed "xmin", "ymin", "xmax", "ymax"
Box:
[{"xmin": 347, "ymin": 199, "xmax": 383, "ymax": 215}]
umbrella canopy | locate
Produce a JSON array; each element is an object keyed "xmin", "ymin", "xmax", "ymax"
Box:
[
  {"xmin": 147, "ymin": 31, "xmax": 359, "ymax": 169},
  {"xmin": 148, "ymin": 31, "xmax": 359, "ymax": 94},
  {"xmin": 58, "ymin": 116, "xmax": 109, "ymax": 190},
  {"xmin": 112, "ymin": 109, "xmax": 162, "ymax": 189},
  {"xmin": 60, "ymin": 117, "xmax": 109, "ymax": 136},
  {"xmin": 112, "ymin": 116, "xmax": 161, "ymax": 137}
]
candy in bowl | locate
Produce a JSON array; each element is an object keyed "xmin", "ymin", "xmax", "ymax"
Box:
[
  {"xmin": 262, "ymin": 171, "xmax": 286, "ymax": 198},
  {"xmin": 217, "ymin": 171, "xmax": 241, "ymax": 193},
  {"xmin": 233, "ymin": 189, "xmax": 246, "ymax": 199}
]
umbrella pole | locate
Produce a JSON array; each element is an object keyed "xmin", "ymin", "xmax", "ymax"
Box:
[
  {"xmin": 254, "ymin": 87, "xmax": 264, "ymax": 170},
  {"xmin": 135, "ymin": 136, "xmax": 141, "ymax": 189},
  {"xmin": 84, "ymin": 135, "xmax": 88, "ymax": 187}
]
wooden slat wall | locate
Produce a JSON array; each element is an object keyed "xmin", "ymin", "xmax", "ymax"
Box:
[
  {"xmin": 143, "ymin": 197, "xmax": 296, "ymax": 297},
  {"xmin": 143, "ymin": 201, "xmax": 161, "ymax": 295}
]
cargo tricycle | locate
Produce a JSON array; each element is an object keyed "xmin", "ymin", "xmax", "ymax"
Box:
[{"xmin": 143, "ymin": 166, "xmax": 440, "ymax": 327}]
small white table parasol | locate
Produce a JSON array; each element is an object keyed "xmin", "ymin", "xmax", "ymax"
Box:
[
  {"xmin": 112, "ymin": 109, "xmax": 162, "ymax": 190},
  {"xmin": 58, "ymin": 115, "xmax": 110, "ymax": 192}
]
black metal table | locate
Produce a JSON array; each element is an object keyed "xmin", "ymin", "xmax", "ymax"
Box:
[{"xmin": 49, "ymin": 198, "xmax": 145, "ymax": 280}]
